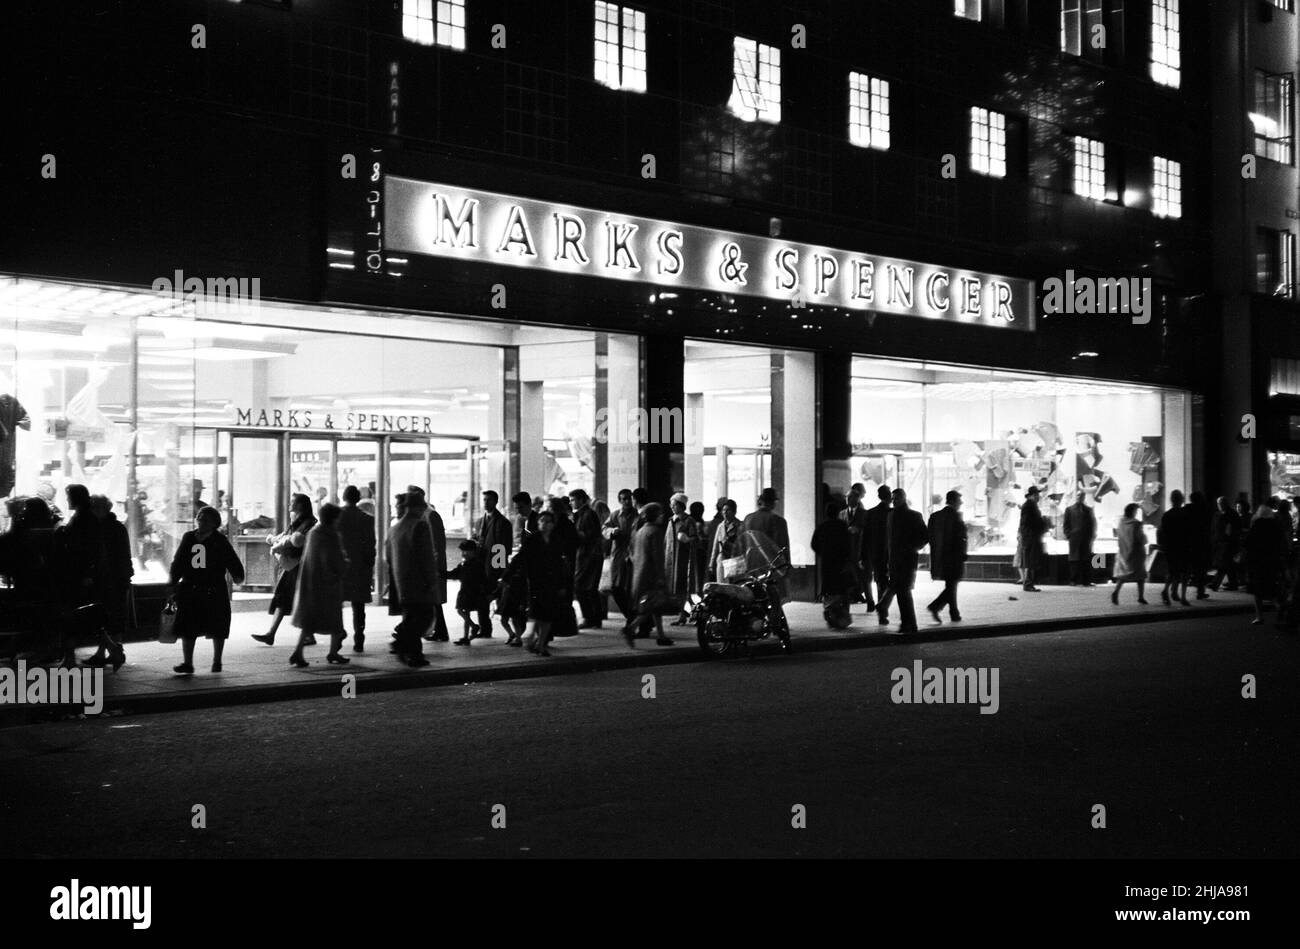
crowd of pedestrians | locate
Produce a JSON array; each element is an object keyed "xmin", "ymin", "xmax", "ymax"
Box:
[
  {"xmin": 5, "ymin": 477, "xmax": 1292, "ymax": 680},
  {"xmin": 0, "ymin": 485, "xmax": 135, "ymax": 670},
  {"xmin": 811, "ymin": 480, "xmax": 1300, "ymax": 633}
]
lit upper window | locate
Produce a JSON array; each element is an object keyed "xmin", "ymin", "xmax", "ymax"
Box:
[
  {"xmin": 594, "ymin": 2, "xmax": 647, "ymax": 92},
  {"xmin": 1151, "ymin": 0, "xmax": 1180, "ymax": 88},
  {"xmin": 1254, "ymin": 71, "xmax": 1295, "ymax": 164},
  {"xmin": 848, "ymin": 72, "xmax": 890, "ymax": 151},
  {"xmin": 954, "ymin": 0, "xmax": 981, "ymax": 19},
  {"xmin": 729, "ymin": 37, "xmax": 781, "ymax": 124},
  {"xmin": 437, "ymin": 0, "xmax": 466, "ymax": 49},
  {"xmin": 970, "ymin": 107, "xmax": 1007, "ymax": 177},
  {"xmin": 403, "ymin": 0, "xmax": 465, "ymax": 50},
  {"xmin": 1060, "ymin": 0, "xmax": 1083, "ymax": 56},
  {"xmin": 1152, "ymin": 156, "xmax": 1182, "ymax": 219},
  {"xmin": 1073, "ymin": 135, "xmax": 1106, "ymax": 200}
]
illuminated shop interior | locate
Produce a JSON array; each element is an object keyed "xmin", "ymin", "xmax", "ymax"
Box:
[{"xmin": 851, "ymin": 357, "xmax": 1192, "ymax": 555}]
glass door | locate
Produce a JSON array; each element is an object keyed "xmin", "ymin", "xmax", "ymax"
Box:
[
  {"xmin": 289, "ymin": 437, "xmax": 335, "ymax": 517},
  {"xmin": 337, "ymin": 437, "xmax": 383, "ymax": 594},
  {"xmin": 227, "ymin": 433, "xmax": 282, "ymax": 590}
]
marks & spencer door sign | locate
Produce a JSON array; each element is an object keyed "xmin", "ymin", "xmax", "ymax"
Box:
[
  {"xmin": 384, "ymin": 175, "xmax": 1034, "ymax": 330},
  {"xmin": 234, "ymin": 408, "xmax": 439, "ymax": 434}
]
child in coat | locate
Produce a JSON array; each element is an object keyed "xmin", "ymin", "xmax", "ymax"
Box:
[{"xmin": 446, "ymin": 540, "xmax": 491, "ymax": 645}]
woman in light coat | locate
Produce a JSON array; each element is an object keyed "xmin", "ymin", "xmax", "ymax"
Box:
[
  {"xmin": 625, "ymin": 502, "xmax": 674, "ymax": 648},
  {"xmin": 289, "ymin": 502, "xmax": 349, "ymax": 667},
  {"xmin": 664, "ymin": 493, "xmax": 700, "ymax": 625},
  {"xmin": 1111, "ymin": 503, "xmax": 1149, "ymax": 605},
  {"xmin": 253, "ymin": 493, "xmax": 316, "ymax": 646}
]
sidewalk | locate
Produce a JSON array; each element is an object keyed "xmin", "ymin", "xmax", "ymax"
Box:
[{"xmin": 1, "ymin": 581, "xmax": 1255, "ymax": 722}]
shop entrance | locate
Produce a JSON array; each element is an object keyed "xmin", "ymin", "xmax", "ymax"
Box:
[{"xmin": 218, "ymin": 430, "xmax": 483, "ymax": 592}]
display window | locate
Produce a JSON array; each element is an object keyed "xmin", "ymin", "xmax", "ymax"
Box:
[
  {"xmin": 851, "ymin": 359, "xmax": 1191, "ymax": 555},
  {"xmin": 0, "ymin": 277, "xmax": 637, "ymax": 587},
  {"xmin": 1268, "ymin": 450, "xmax": 1300, "ymax": 497}
]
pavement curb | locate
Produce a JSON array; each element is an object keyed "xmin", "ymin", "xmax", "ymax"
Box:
[{"xmin": 0, "ymin": 600, "xmax": 1255, "ymax": 725}]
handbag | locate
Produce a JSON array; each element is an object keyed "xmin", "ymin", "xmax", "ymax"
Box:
[
  {"xmin": 719, "ymin": 555, "xmax": 747, "ymax": 582},
  {"xmin": 157, "ymin": 596, "xmax": 179, "ymax": 644},
  {"xmin": 637, "ymin": 587, "xmax": 670, "ymax": 614}
]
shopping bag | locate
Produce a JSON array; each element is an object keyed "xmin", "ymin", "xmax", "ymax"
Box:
[
  {"xmin": 719, "ymin": 555, "xmax": 747, "ymax": 582},
  {"xmin": 598, "ymin": 557, "xmax": 615, "ymax": 595},
  {"xmin": 157, "ymin": 597, "xmax": 179, "ymax": 644}
]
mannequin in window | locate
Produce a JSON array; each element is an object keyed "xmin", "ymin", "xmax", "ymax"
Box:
[{"xmin": 0, "ymin": 373, "xmax": 31, "ymax": 498}]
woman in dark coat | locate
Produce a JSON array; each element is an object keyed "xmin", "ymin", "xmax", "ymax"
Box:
[
  {"xmin": 602, "ymin": 489, "xmax": 639, "ymax": 620},
  {"xmin": 1243, "ymin": 504, "xmax": 1288, "ymax": 625},
  {"xmin": 689, "ymin": 500, "xmax": 710, "ymax": 595},
  {"xmin": 810, "ymin": 501, "xmax": 853, "ymax": 598},
  {"xmin": 503, "ymin": 509, "xmax": 571, "ymax": 657},
  {"xmin": 569, "ymin": 489, "xmax": 605, "ymax": 629},
  {"xmin": 337, "ymin": 485, "xmax": 375, "ymax": 652},
  {"xmin": 85, "ymin": 495, "xmax": 133, "ymax": 671},
  {"xmin": 623, "ymin": 502, "xmax": 674, "ymax": 647},
  {"xmin": 170, "ymin": 506, "xmax": 246, "ymax": 675},
  {"xmin": 289, "ymin": 502, "xmax": 349, "ymax": 667},
  {"xmin": 1013, "ymin": 487, "xmax": 1047, "ymax": 592},
  {"xmin": 1209, "ymin": 496, "xmax": 1241, "ymax": 591},
  {"xmin": 1, "ymin": 497, "xmax": 65, "ymax": 663},
  {"xmin": 546, "ymin": 497, "xmax": 580, "ymax": 637},
  {"xmin": 253, "ymin": 493, "xmax": 316, "ymax": 646}
]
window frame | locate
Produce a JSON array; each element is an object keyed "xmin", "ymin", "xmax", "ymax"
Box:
[
  {"xmin": 729, "ymin": 36, "xmax": 782, "ymax": 124},
  {"xmin": 1151, "ymin": 155, "xmax": 1182, "ymax": 219},
  {"xmin": 1150, "ymin": 0, "xmax": 1181, "ymax": 89},
  {"xmin": 970, "ymin": 106, "xmax": 1007, "ymax": 178},
  {"xmin": 1072, "ymin": 135, "xmax": 1107, "ymax": 201},
  {"xmin": 848, "ymin": 71, "xmax": 891, "ymax": 151},
  {"xmin": 1254, "ymin": 70, "xmax": 1295, "ymax": 165},
  {"xmin": 594, "ymin": 2, "xmax": 647, "ymax": 93}
]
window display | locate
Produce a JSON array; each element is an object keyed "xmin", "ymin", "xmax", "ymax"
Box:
[
  {"xmin": 0, "ymin": 278, "xmax": 637, "ymax": 588},
  {"xmin": 851, "ymin": 360, "xmax": 1190, "ymax": 556},
  {"xmin": 1268, "ymin": 450, "xmax": 1300, "ymax": 496}
]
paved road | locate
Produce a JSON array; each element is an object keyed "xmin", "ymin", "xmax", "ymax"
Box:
[{"xmin": 1, "ymin": 614, "xmax": 1295, "ymax": 858}]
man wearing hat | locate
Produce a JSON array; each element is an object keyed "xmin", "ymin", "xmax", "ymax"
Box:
[
  {"xmin": 405, "ymin": 485, "xmax": 449, "ymax": 640},
  {"xmin": 1015, "ymin": 486, "xmax": 1048, "ymax": 592},
  {"xmin": 742, "ymin": 487, "xmax": 791, "ymax": 555},
  {"xmin": 926, "ymin": 490, "xmax": 967, "ymax": 623},
  {"xmin": 875, "ymin": 488, "xmax": 929, "ymax": 634}
]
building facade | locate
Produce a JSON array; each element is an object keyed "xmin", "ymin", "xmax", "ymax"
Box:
[
  {"xmin": 1212, "ymin": 0, "xmax": 1300, "ymax": 505},
  {"xmin": 2, "ymin": 0, "xmax": 1216, "ymax": 595}
]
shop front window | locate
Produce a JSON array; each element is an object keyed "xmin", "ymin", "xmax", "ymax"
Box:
[
  {"xmin": 0, "ymin": 277, "xmax": 641, "ymax": 590},
  {"xmin": 852, "ymin": 358, "xmax": 1191, "ymax": 556},
  {"xmin": 1268, "ymin": 451, "xmax": 1300, "ymax": 497},
  {"xmin": 685, "ymin": 341, "xmax": 773, "ymax": 517}
]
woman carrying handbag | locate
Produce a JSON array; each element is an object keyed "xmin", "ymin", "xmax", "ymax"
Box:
[{"xmin": 169, "ymin": 506, "xmax": 245, "ymax": 675}]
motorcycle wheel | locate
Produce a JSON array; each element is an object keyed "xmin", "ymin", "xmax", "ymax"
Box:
[{"xmin": 697, "ymin": 616, "xmax": 733, "ymax": 658}]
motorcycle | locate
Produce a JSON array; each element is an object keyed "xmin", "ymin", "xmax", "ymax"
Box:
[{"xmin": 689, "ymin": 531, "xmax": 791, "ymax": 657}]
